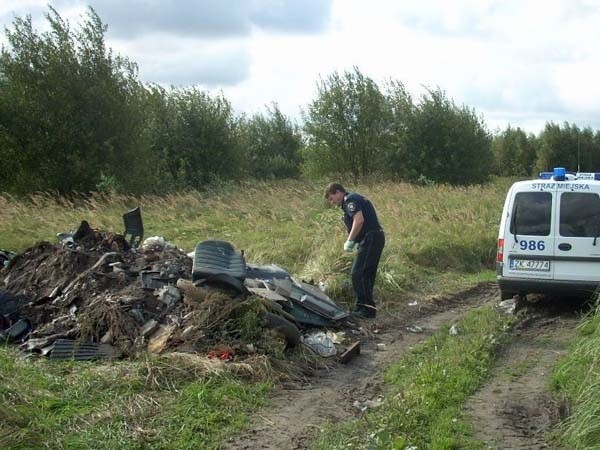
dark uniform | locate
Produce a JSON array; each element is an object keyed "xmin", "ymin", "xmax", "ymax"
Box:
[{"xmin": 342, "ymin": 193, "xmax": 385, "ymax": 318}]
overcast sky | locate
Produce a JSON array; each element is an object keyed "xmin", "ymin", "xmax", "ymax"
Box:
[{"xmin": 1, "ymin": 0, "xmax": 599, "ymax": 135}]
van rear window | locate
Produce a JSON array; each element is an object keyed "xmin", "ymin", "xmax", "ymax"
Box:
[
  {"xmin": 510, "ymin": 192, "xmax": 552, "ymax": 236},
  {"xmin": 560, "ymin": 192, "xmax": 600, "ymax": 237}
]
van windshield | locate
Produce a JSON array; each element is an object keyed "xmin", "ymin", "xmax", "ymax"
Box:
[
  {"xmin": 510, "ymin": 192, "xmax": 552, "ymax": 236},
  {"xmin": 560, "ymin": 192, "xmax": 600, "ymax": 237}
]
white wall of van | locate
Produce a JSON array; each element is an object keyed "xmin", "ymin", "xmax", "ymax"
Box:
[{"xmin": 497, "ymin": 169, "xmax": 600, "ymax": 300}]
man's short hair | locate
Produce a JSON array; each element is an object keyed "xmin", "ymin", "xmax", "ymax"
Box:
[{"xmin": 324, "ymin": 182, "xmax": 346, "ymax": 198}]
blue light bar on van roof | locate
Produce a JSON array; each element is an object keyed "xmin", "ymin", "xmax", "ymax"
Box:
[
  {"xmin": 553, "ymin": 167, "xmax": 566, "ymax": 180},
  {"xmin": 538, "ymin": 167, "xmax": 566, "ymax": 180},
  {"xmin": 538, "ymin": 168, "xmax": 600, "ymax": 181}
]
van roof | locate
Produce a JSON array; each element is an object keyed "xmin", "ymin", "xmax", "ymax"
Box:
[
  {"xmin": 509, "ymin": 170, "xmax": 600, "ymax": 191},
  {"xmin": 538, "ymin": 167, "xmax": 600, "ymax": 182}
]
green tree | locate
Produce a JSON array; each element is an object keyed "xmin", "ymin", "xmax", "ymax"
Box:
[
  {"xmin": 0, "ymin": 7, "xmax": 147, "ymax": 194},
  {"xmin": 536, "ymin": 122, "xmax": 599, "ymax": 173},
  {"xmin": 404, "ymin": 88, "xmax": 493, "ymax": 185},
  {"xmin": 239, "ymin": 103, "xmax": 303, "ymax": 179},
  {"xmin": 303, "ymin": 67, "xmax": 392, "ymax": 179},
  {"xmin": 382, "ymin": 79, "xmax": 414, "ymax": 179},
  {"xmin": 164, "ymin": 87, "xmax": 241, "ymax": 189},
  {"xmin": 491, "ymin": 126, "xmax": 537, "ymax": 176}
]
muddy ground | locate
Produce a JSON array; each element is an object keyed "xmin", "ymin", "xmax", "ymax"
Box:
[{"xmin": 225, "ymin": 283, "xmax": 583, "ymax": 450}]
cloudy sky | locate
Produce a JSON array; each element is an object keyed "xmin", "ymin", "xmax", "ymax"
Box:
[{"xmin": 1, "ymin": 0, "xmax": 599, "ymax": 134}]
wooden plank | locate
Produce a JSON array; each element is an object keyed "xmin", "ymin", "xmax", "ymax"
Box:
[{"xmin": 339, "ymin": 341, "xmax": 360, "ymax": 364}]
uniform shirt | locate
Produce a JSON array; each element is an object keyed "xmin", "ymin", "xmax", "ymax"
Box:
[{"xmin": 342, "ymin": 192, "xmax": 382, "ymax": 242}]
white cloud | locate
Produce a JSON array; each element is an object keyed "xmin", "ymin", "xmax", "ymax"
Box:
[{"xmin": 2, "ymin": 0, "xmax": 600, "ymax": 133}]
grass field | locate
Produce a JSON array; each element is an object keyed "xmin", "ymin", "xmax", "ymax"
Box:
[
  {"xmin": 8, "ymin": 177, "xmax": 598, "ymax": 449},
  {"xmin": 0, "ymin": 178, "xmax": 512, "ymax": 304}
]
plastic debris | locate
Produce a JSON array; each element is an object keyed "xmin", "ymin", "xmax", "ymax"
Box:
[
  {"xmin": 318, "ymin": 281, "xmax": 329, "ymax": 292},
  {"xmin": 155, "ymin": 285, "xmax": 182, "ymax": 307},
  {"xmin": 498, "ymin": 298, "xmax": 517, "ymax": 314},
  {"xmin": 303, "ymin": 331, "xmax": 337, "ymax": 357},
  {"xmin": 207, "ymin": 347, "xmax": 233, "ymax": 361},
  {"xmin": 449, "ymin": 324, "xmax": 459, "ymax": 335},
  {"xmin": 141, "ymin": 236, "xmax": 166, "ymax": 251},
  {"xmin": 406, "ymin": 325, "xmax": 423, "ymax": 333},
  {"xmin": 364, "ymin": 396, "xmax": 384, "ymax": 409},
  {"xmin": 353, "ymin": 400, "xmax": 368, "ymax": 413}
]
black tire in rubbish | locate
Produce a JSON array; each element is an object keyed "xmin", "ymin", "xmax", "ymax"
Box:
[{"xmin": 260, "ymin": 312, "xmax": 301, "ymax": 349}]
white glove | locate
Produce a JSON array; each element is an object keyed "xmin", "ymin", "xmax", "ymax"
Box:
[{"xmin": 344, "ymin": 240, "xmax": 356, "ymax": 252}]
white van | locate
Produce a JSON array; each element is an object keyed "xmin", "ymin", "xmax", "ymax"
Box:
[{"xmin": 497, "ymin": 167, "xmax": 600, "ymax": 300}]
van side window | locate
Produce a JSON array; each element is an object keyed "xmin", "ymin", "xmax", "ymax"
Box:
[
  {"xmin": 560, "ymin": 193, "xmax": 600, "ymax": 237},
  {"xmin": 510, "ymin": 192, "xmax": 552, "ymax": 236}
]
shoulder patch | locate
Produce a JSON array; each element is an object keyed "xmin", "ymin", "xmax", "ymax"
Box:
[{"xmin": 347, "ymin": 201, "xmax": 357, "ymax": 212}]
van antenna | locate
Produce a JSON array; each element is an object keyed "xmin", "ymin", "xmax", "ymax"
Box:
[{"xmin": 577, "ymin": 135, "xmax": 581, "ymax": 173}]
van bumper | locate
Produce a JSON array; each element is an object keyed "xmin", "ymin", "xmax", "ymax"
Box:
[{"xmin": 497, "ymin": 276, "xmax": 599, "ymax": 299}]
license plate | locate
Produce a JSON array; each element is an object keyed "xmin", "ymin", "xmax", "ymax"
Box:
[{"xmin": 510, "ymin": 259, "xmax": 550, "ymax": 271}]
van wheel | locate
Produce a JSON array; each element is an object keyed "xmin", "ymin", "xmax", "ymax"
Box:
[{"xmin": 260, "ymin": 312, "xmax": 301, "ymax": 349}]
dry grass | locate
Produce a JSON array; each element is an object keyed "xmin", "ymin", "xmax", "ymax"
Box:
[
  {"xmin": 0, "ymin": 179, "xmax": 510, "ymax": 305},
  {"xmin": 0, "ymin": 178, "xmax": 515, "ymax": 449}
]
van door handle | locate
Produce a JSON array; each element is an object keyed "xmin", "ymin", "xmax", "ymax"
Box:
[{"xmin": 558, "ymin": 243, "xmax": 572, "ymax": 251}]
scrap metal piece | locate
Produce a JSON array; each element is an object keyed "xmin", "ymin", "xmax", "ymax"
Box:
[
  {"xmin": 23, "ymin": 336, "xmax": 61, "ymax": 352},
  {"xmin": 48, "ymin": 339, "xmax": 117, "ymax": 360}
]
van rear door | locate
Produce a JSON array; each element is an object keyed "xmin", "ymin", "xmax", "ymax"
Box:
[
  {"xmin": 503, "ymin": 190, "xmax": 555, "ymax": 280},
  {"xmin": 554, "ymin": 190, "xmax": 600, "ymax": 281}
]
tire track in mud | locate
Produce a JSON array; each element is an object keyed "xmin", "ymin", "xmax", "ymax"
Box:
[
  {"xmin": 465, "ymin": 300, "xmax": 583, "ymax": 450},
  {"xmin": 224, "ymin": 282, "xmax": 501, "ymax": 450}
]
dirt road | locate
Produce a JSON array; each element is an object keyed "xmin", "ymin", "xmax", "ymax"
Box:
[
  {"xmin": 224, "ymin": 282, "xmax": 573, "ymax": 449},
  {"xmin": 224, "ymin": 283, "xmax": 583, "ymax": 449},
  {"xmin": 465, "ymin": 299, "xmax": 580, "ymax": 450}
]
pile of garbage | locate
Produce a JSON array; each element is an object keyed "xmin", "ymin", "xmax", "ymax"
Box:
[{"xmin": 0, "ymin": 212, "xmax": 357, "ymax": 363}]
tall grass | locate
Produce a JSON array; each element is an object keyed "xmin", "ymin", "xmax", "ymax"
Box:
[
  {"xmin": 552, "ymin": 296, "xmax": 600, "ymax": 449},
  {"xmin": 0, "ymin": 179, "xmax": 515, "ymax": 448},
  {"xmin": 0, "ymin": 178, "xmax": 511, "ymax": 305}
]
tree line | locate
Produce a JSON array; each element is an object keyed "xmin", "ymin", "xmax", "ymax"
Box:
[{"xmin": 1, "ymin": 7, "xmax": 599, "ymax": 195}]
